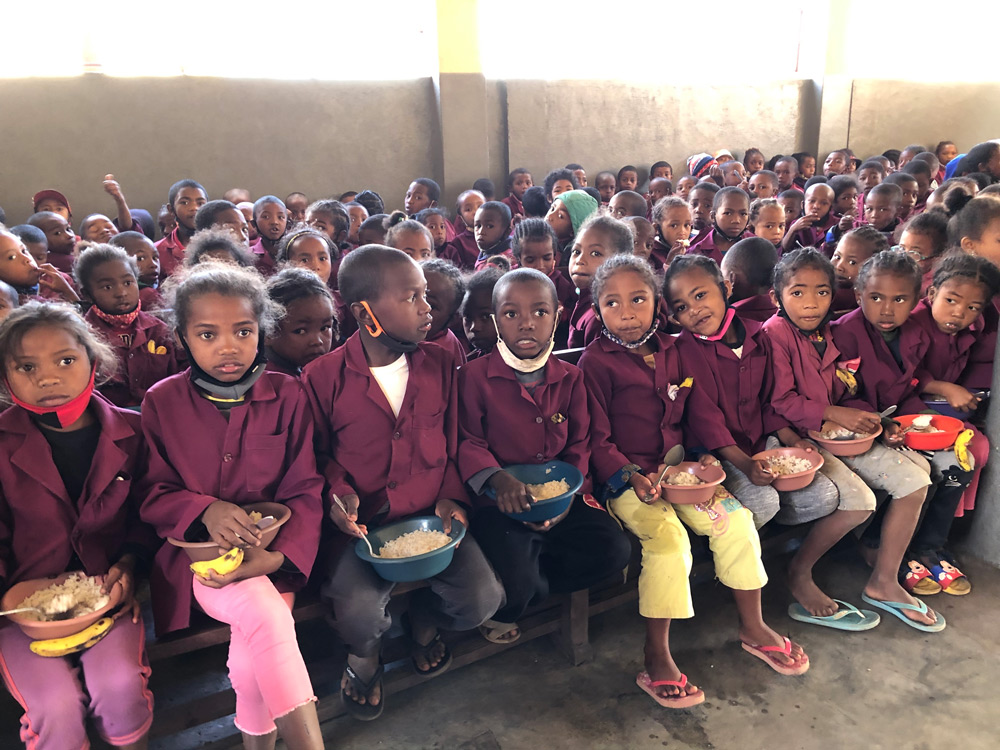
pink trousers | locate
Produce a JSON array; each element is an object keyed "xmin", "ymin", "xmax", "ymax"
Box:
[
  {"xmin": 192, "ymin": 576, "xmax": 315, "ymax": 736},
  {"xmin": 957, "ymin": 425, "xmax": 989, "ymax": 517},
  {"xmin": 0, "ymin": 615, "xmax": 153, "ymax": 749}
]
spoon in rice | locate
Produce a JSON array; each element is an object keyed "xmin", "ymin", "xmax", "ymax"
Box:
[
  {"xmin": 0, "ymin": 593, "xmax": 76, "ymax": 621},
  {"xmin": 651, "ymin": 445, "xmax": 686, "ymax": 490},
  {"xmin": 332, "ymin": 494, "xmax": 378, "ymax": 557}
]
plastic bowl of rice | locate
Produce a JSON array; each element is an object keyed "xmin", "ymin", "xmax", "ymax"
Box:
[
  {"xmin": 659, "ymin": 462, "xmax": 726, "ymax": 504},
  {"xmin": 168, "ymin": 502, "xmax": 292, "ymax": 562},
  {"xmin": 487, "ymin": 461, "xmax": 584, "ymax": 522},
  {"xmin": 1, "ymin": 572, "xmax": 122, "ymax": 639},
  {"xmin": 751, "ymin": 447, "xmax": 824, "ymax": 491},
  {"xmin": 923, "ymin": 390, "xmax": 988, "ymax": 421},
  {"xmin": 808, "ymin": 423, "xmax": 883, "ymax": 456},
  {"xmin": 895, "ymin": 413, "xmax": 963, "ymax": 451},
  {"xmin": 356, "ymin": 516, "xmax": 466, "ymax": 582}
]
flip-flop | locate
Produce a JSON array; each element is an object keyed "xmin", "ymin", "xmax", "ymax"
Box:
[
  {"xmin": 740, "ymin": 637, "xmax": 810, "ymax": 676},
  {"xmin": 901, "ymin": 559, "xmax": 942, "ymax": 595},
  {"xmin": 479, "ymin": 618, "xmax": 521, "ymax": 644},
  {"xmin": 341, "ymin": 663, "xmax": 384, "ymax": 721},
  {"xmin": 787, "ymin": 599, "xmax": 880, "ymax": 631},
  {"xmin": 636, "ymin": 671, "xmax": 705, "ymax": 709},
  {"xmin": 930, "ymin": 556, "xmax": 972, "ymax": 596},
  {"xmin": 410, "ymin": 631, "xmax": 453, "ymax": 678},
  {"xmin": 860, "ymin": 593, "xmax": 946, "ymax": 633}
]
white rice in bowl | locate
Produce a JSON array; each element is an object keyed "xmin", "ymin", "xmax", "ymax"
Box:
[
  {"xmin": 526, "ymin": 479, "xmax": 571, "ymax": 500},
  {"xmin": 17, "ymin": 574, "xmax": 109, "ymax": 622},
  {"xmin": 767, "ymin": 455, "xmax": 814, "ymax": 475},
  {"xmin": 820, "ymin": 426, "xmax": 873, "ymax": 440},
  {"xmin": 378, "ymin": 530, "xmax": 451, "ymax": 559},
  {"xmin": 665, "ymin": 472, "xmax": 704, "ymax": 486}
]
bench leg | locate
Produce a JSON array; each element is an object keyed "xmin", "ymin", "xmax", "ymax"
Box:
[{"xmin": 551, "ymin": 589, "xmax": 592, "ymax": 665}]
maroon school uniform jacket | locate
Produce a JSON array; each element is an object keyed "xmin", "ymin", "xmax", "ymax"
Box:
[
  {"xmin": 762, "ymin": 316, "xmax": 843, "ymax": 433},
  {"xmin": 568, "ymin": 287, "xmax": 601, "ymax": 349},
  {"xmin": 457, "ymin": 349, "xmax": 591, "ymax": 499},
  {"xmin": 441, "ymin": 230, "xmax": 479, "ymax": 271},
  {"xmin": 688, "ymin": 229, "xmax": 753, "ymax": 264},
  {"xmin": 250, "ymin": 238, "xmax": 278, "ymax": 277},
  {"xmin": 550, "ymin": 268, "xmax": 577, "ymax": 316},
  {"xmin": 501, "ymin": 195, "xmax": 524, "ymax": 218},
  {"xmin": 649, "ymin": 237, "xmax": 673, "ymax": 271},
  {"xmin": 909, "ymin": 299, "xmax": 979, "ymax": 384},
  {"xmin": 580, "ymin": 332, "xmax": 691, "ymax": 481},
  {"xmin": 831, "ymin": 286, "xmax": 858, "ymax": 319},
  {"xmin": 46, "ymin": 250, "xmax": 75, "ymax": 275},
  {"xmin": 426, "ymin": 327, "xmax": 468, "ymax": 365},
  {"xmin": 85, "ymin": 308, "xmax": 183, "ymax": 408},
  {"xmin": 829, "ymin": 307, "xmax": 931, "ymax": 414},
  {"xmin": 139, "ymin": 371, "xmax": 323, "ymax": 635},
  {"xmin": 788, "ymin": 212, "xmax": 837, "ymax": 253},
  {"xmin": 301, "ymin": 333, "xmax": 467, "ymax": 527},
  {"xmin": 139, "ymin": 285, "xmax": 163, "ymax": 311},
  {"xmin": 732, "ymin": 294, "xmax": 777, "ymax": 323},
  {"xmin": 155, "ymin": 226, "xmax": 187, "ymax": 279},
  {"xmin": 958, "ymin": 299, "xmax": 998, "ymax": 390},
  {"xmin": 0, "ymin": 393, "xmax": 155, "ymax": 589},
  {"xmin": 674, "ymin": 317, "xmax": 786, "ymax": 455}
]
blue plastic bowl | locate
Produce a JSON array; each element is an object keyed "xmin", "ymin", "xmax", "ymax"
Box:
[
  {"xmin": 486, "ymin": 461, "xmax": 584, "ymax": 522},
  {"xmin": 923, "ymin": 390, "xmax": 988, "ymax": 421},
  {"xmin": 356, "ymin": 516, "xmax": 465, "ymax": 582}
]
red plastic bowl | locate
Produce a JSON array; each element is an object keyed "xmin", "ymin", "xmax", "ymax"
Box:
[
  {"xmin": 752, "ymin": 447, "xmax": 824, "ymax": 491},
  {"xmin": 1, "ymin": 573, "xmax": 122, "ymax": 640},
  {"xmin": 896, "ymin": 414, "xmax": 963, "ymax": 451},
  {"xmin": 659, "ymin": 462, "xmax": 726, "ymax": 504},
  {"xmin": 168, "ymin": 502, "xmax": 292, "ymax": 562}
]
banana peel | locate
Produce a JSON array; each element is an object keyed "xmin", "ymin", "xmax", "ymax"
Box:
[
  {"xmin": 189, "ymin": 547, "xmax": 244, "ymax": 580},
  {"xmin": 835, "ymin": 369, "xmax": 858, "ymax": 395},
  {"xmin": 954, "ymin": 429, "xmax": 975, "ymax": 471},
  {"xmin": 30, "ymin": 617, "xmax": 113, "ymax": 657}
]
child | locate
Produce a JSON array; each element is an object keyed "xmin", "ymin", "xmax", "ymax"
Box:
[
  {"xmin": 285, "ymin": 192, "xmax": 309, "ymax": 224},
  {"xmin": 140, "ymin": 264, "xmax": 325, "ymax": 746},
  {"xmin": 512, "ymin": 218, "xmax": 575, "ymax": 316},
  {"xmin": 79, "ymin": 214, "xmax": 120, "ymax": 244},
  {"xmin": 566, "ymin": 163, "xmax": 587, "ymax": 187},
  {"xmin": 623, "ymin": 216, "xmax": 655, "ymax": 263},
  {"xmin": 824, "ymin": 175, "xmax": 862, "ymax": 246},
  {"xmin": 421, "ymin": 259, "xmax": 469, "ymax": 363},
  {"xmin": 358, "ymin": 214, "xmax": 389, "ymax": 246},
  {"xmin": 441, "ymin": 191, "xmax": 484, "ymax": 270},
  {"xmin": 582, "ymin": 256, "xmax": 804, "ymax": 706},
  {"xmin": 111, "ymin": 231, "xmax": 162, "ymax": 309},
  {"xmin": 594, "ymin": 171, "xmax": 616, "ymax": 204},
  {"xmin": 763, "ymin": 249, "xmax": 932, "ymax": 629},
  {"xmin": 935, "ymin": 141, "xmax": 958, "ymax": 181},
  {"xmin": 899, "ymin": 210, "xmax": 949, "ymax": 291},
  {"xmin": 863, "ymin": 183, "xmax": 903, "ymax": 239},
  {"xmin": 777, "ymin": 190, "xmax": 804, "ymax": 228},
  {"xmin": 0, "ymin": 280, "xmax": 18, "ymax": 321},
  {"xmin": 305, "ymin": 199, "xmax": 351, "ymax": 250},
  {"xmin": 355, "ymin": 190, "xmax": 385, "ymax": 218},
  {"xmin": 155, "ymin": 179, "xmax": 208, "ymax": 278},
  {"xmin": 686, "ymin": 182, "xmax": 721, "ymax": 248},
  {"xmin": 774, "ymin": 156, "xmax": 801, "ymax": 193},
  {"xmin": 404, "ymin": 178, "xmax": 442, "ymax": 216},
  {"xmin": 194, "ymin": 199, "xmax": 251, "ymax": 247},
  {"xmin": 277, "ymin": 225, "xmax": 338, "ymax": 284},
  {"xmin": 743, "ymin": 147, "xmax": 765, "ymax": 175},
  {"xmin": 237, "ymin": 201, "xmax": 257, "ymax": 243},
  {"xmin": 265, "ymin": 267, "xmax": 338, "ymax": 376},
  {"xmin": 0, "ymin": 226, "xmax": 80, "ymax": 305},
  {"xmin": 473, "ymin": 178, "xmax": 496, "ymax": 200},
  {"xmin": 385, "ymin": 213, "xmax": 436, "ymax": 262},
  {"xmin": 650, "ymin": 197, "xmax": 693, "ymax": 270},
  {"xmin": 903, "ymin": 160, "xmax": 934, "ymax": 213},
  {"xmin": 184, "ymin": 229, "xmax": 256, "ymax": 268},
  {"xmin": 502, "ymin": 168, "xmax": 533, "ymax": 219},
  {"xmin": 0, "ymin": 302, "xmax": 155, "ymax": 750},
  {"xmin": 345, "ymin": 202, "xmax": 369, "ymax": 246},
  {"xmin": 617, "ymin": 165, "xmax": 640, "ymax": 193},
  {"xmin": 250, "ymin": 195, "xmax": 289, "ymax": 276},
  {"xmin": 544, "ymin": 169, "xmax": 580, "ymax": 203},
  {"xmin": 674, "ymin": 175, "xmax": 697, "ymax": 202},
  {"xmin": 647, "ymin": 178, "xmax": 673, "ymax": 210},
  {"xmin": 749, "ymin": 198, "xmax": 786, "ymax": 246},
  {"xmin": 830, "ymin": 226, "xmax": 889, "ymax": 317},
  {"xmin": 302, "ymin": 246, "xmax": 502, "ymax": 719},
  {"xmin": 650, "ymin": 161, "xmax": 673, "ymax": 181},
  {"xmin": 415, "ymin": 208, "xmax": 450, "ymax": 256},
  {"xmin": 454, "ymin": 190, "xmax": 485, "ymax": 233},
  {"xmin": 782, "ymin": 183, "xmax": 836, "ymax": 254},
  {"xmin": 545, "ymin": 189, "xmax": 599, "ymax": 257},
  {"xmin": 27, "ymin": 211, "xmax": 77, "ymax": 274},
  {"xmin": 522, "ymin": 186, "xmax": 551, "ymax": 218},
  {"xmin": 9, "ymin": 224, "xmax": 49, "ymax": 265},
  {"xmin": 720, "ymin": 237, "xmax": 778, "ymax": 322},
  {"xmin": 689, "ymin": 187, "xmax": 751, "ymax": 263},
  {"xmin": 721, "ymin": 161, "xmax": 747, "ymax": 188},
  {"xmin": 568, "ymin": 214, "xmax": 633, "ymax": 347},
  {"xmin": 459, "ymin": 268, "xmax": 631, "ymax": 645},
  {"xmin": 159, "ymin": 203, "xmax": 178, "ymax": 240},
  {"xmin": 77, "ymin": 244, "xmax": 183, "ymax": 408},
  {"xmin": 462, "ymin": 267, "xmax": 504, "ymax": 359},
  {"xmin": 885, "ymin": 172, "xmax": 921, "ymax": 226},
  {"xmin": 749, "ymin": 170, "xmax": 779, "ymax": 200},
  {"xmin": 31, "ymin": 188, "xmax": 72, "ymax": 222},
  {"xmin": 473, "ymin": 201, "xmax": 514, "ymax": 270},
  {"xmin": 792, "ymin": 152, "xmax": 816, "ymax": 188},
  {"xmin": 857, "ymin": 160, "xmax": 886, "ymax": 197},
  {"xmin": 823, "ymin": 150, "xmax": 849, "ymax": 177},
  {"xmin": 609, "ymin": 190, "xmax": 648, "ymax": 220}
]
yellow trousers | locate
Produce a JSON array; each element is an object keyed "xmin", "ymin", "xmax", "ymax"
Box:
[{"xmin": 608, "ymin": 488, "xmax": 767, "ymax": 619}]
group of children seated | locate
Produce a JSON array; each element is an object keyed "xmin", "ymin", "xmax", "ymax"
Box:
[{"xmin": 0, "ymin": 137, "xmax": 998, "ymax": 748}]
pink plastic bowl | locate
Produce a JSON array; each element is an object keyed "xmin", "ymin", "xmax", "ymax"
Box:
[
  {"xmin": 1, "ymin": 572, "xmax": 122, "ymax": 640},
  {"xmin": 752, "ymin": 447, "xmax": 824, "ymax": 491}
]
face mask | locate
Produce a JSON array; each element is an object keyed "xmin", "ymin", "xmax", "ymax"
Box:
[
  {"xmin": 360, "ymin": 301, "xmax": 418, "ymax": 354},
  {"xmin": 490, "ymin": 311, "xmax": 559, "ymax": 373},
  {"xmin": 91, "ymin": 298, "xmax": 141, "ymax": 329},
  {"xmin": 695, "ymin": 306, "xmax": 737, "ymax": 342},
  {"xmin": 713, "ymin": 220, "xmax": 746, "ymax": 243},
  {"xmin": 7, "ymin": 365, "xmax": 96, "ymax": 429},
  {"xmin": 602, "ymin": 323, "xmax": 659, "ymax": 350},
  {"xmin": 177, "ymin": 331, "xmax": 267, "ymax": 403}
]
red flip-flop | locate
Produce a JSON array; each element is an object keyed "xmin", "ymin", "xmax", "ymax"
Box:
[
  {"xmin": 741, "ymin": 637, "xmax": 810, "ymax": 676},
  {"xmin": 636, "ymin": 671, "xmax": 705, "ymax": 709}
]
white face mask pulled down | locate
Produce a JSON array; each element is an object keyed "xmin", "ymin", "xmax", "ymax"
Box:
[{"xmin": 490, "ymin": 311, "xmax": 560, "ymax": 373}]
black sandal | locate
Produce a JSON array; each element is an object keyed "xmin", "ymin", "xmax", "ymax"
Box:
[
  {"xmin": 410, "ymin": 631, "xmax": 453, "ymax": 679},
  {"xmin": 341, "ymin": 663, "xmax": 384, "ymax": 721}
]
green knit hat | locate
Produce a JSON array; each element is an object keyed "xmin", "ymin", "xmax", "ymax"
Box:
[{"xmin": 556, "ymin": 190, "xmax": 599, "ymax": 234}]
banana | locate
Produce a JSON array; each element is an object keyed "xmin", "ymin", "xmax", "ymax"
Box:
[
  {"xmin": 30, "ymin": 617, "xmax": 113, "ymax": 657},
  {"xmin": 835, "ymin": 369, "xmax": 858, "ymax": 395},
  {"xmin": 954, "ymin": 429, "xmax": 975, "ymax": 471},
  {"xmin": 189, "ymin": 547, "xmax": 244, "ymax": 580}
]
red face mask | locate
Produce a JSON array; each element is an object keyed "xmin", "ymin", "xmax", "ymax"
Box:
[{"xmin": 6, "ymin": 365, "xmax": 96, "ymax": 429}]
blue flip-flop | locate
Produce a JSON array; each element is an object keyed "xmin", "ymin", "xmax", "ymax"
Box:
[
  {"xmin": 861, "ymin": 593, "xmax": 946, "ymax": 633},
  {"xmin": 788, "ymin": 599, "xmax": 880, "ymax": 631}
]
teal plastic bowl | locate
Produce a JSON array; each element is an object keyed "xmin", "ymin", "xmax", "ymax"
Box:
[
  {"xmin": 356, "ymin": 516, "xmax": 465, "ymax": 582},
  {"xmin": 486, "ymin": 461, "xmax": 584, "ymax": 522}
]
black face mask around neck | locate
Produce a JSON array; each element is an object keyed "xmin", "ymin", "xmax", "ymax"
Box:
[{"xmin": 177, "ymin": 331, "xmax": 268, "ymax": 403}]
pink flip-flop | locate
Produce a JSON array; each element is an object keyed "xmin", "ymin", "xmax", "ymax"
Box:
[
  {"xmin": 636, "ymin": 671, "xmax": 705, "ymax": 708},
  {"xmin": 740, "ymin": 637, "xmax": 810, "ymax": 676}
]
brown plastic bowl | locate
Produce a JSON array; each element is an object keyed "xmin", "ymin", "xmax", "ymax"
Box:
[
  {"xmin": 807, "ymin": 424, "xmax": 883, "ymax": 457},
  {"xmin": 168, "ymin": 502, "xmax": 292, "ymax": 562},
  {"xmin": 752, "ymin": 447, "xmax": 824, "ymax": 491},
  {"xmin": 1, "ymin": 572, "xmax": 122, "ymax": 640},
  {"xmin": 660, "ymin": 462, "xmax": 726, "ymax": 504}
]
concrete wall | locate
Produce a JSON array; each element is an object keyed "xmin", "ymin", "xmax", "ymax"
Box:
[{"xmin": 0, "ymin": 76, "xmax": 439, "ymax": 227}]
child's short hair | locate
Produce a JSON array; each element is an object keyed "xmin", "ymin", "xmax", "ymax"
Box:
[
  {"xmin": 882, "ymin": 149, "xmax": 901, "ymax": 166},
  {"xmin": 420, "ymin": 259, "xmax": 466, "ymax": 317},
  {"xmin": 772, "ymin": 247, "xmax": 835, "ymax": 298},
  {"xmin": 543, "ymin": 168, "xmax": 580, "ymax": 199},
  {"xmin": 843, "ymin": 225, "xmax": 891, "ymax": 256},
  {"xmin": 901, "ymin": 211, "xmax": 948, "ymax": 254},
  {"xmin": 479, "ymin": 200, "xmax": 513, "ymax": 226},
  {"xmin": 576, "ymin": 214, "xmax": 634, "ymax": 255},
  {"xmin": 774, "ymin": 155, "xmax": 799, "ymax": 171},
  {"xmin": 713, "ymin": 186, "xmax": 750, "ymax": 209},
  {"xmin": 276, "ymin": 225, "xmax": 339, "ymax": 263},
  {"xmin": 931, "ymin": 251, "xmax": 1000, "ymax": 298},
  {"xmin": 253, "ymin": 195, "xmax": 286, "ymax": 219},
  {"xmin": 947, "ymin": 194, "xmax": 1000, "ymax": 246},
  {"xmin": 506, "ymin": 168, "xmax": 530, "ymax": 193},
  {"xmin": 0, "ymin": 280, "xmax": 18, "ymax": 310},
  {"xmin": 339, "ymin": 191, "xmax": 359, "ymax": 203},
  {"xmin": 858, "ymin": 159, "xmax": 887, "ymax": 177},
  {"xmin": 355, "ymin": 190, "xmax": 385, "ymax": 216},
  {"xmin": 611, "ymin": 190, "xmax": 648, "ymax": 217},
  {"xmin": 8, "ymin": 224, "xmax": 46, "ymax": 246},
  {"xmin": 306, "ymin": 199, "xmax": 350, "ymax": 237},
  {"xmin": 749, "ymin": 197, "xmax": 781, "ymax": 223},
  {"xmin": 689, "ymin": 181, "xmax": 721, "ymax": 199},
  {"xmin": 486, "ymin": 255, "xmax": 512, "ymax": 273},
  {"xmin": 0, "ymin": 301, "xmax": 118, "ymax": 397},
  {"xmin": 935, "ymin": 141, "xmax": 956, "ymax": 158},
  {"xmin": 267, "ymin": 266, "xmax": 339, "ymax": 338},
  {"xmin": 792, "ymin": 152, "xmax": 815, "ymax": 169},
  {"xmin": 473, "ymin": 178, "xmax": 495, "ymax": 200},
  {"xmin": 591, "ymin": 253, "xmax": 660, "ymax": 305},
  {"xmin": 662, "ymin": 254, "xmax": 726, "ymax": 309},
  {"xmin": 184, "ymin": 229, "xmax": 255, "ymax": 268},
  {"xmin": 415, "ymin": 207, "xmax": 449, "ymax": 224},
  {"xmin": 565, "ymin": 163, "xmax": 583, "ymax": 171},
  {"xmin": 651, "ymin": 196, "xmax": 689, "ymax": 224},
  {"xmin": 868, "ymin": 183, "xmax": 903, "ymax": 204},
  {"xmin": 884, "ymin": 172, "xmax": 918, "ymax": 189},
  {"xmin": 743, "ymin": 147, "xmax": 765, "ymax": 167},
  {"xmin": 338, "ymin": 245, "xmax": 416, "ymax": 306},
  {"xmin": 828, "ymin": 174, "xmax": 860, "ymax": 200},
  {"xmin": 109, "ymin": 231, "xmax": 150, "ymax": 251},
  {"xmin": 617, "ymin": 165, "xmax": 638, "ymax": 181},
  {"xmin": 777, "ymin": 189, "xmax": 804, "ymax": 204},
  {"xmin": 493, "ymin": 267, "xmax": 557, "ymax": 309},
  {"xmin": 522, "ymin": 186, "xmax": 551, "ymax": 218},
  {"xmin": 74, "ymin": 243, "xmax": 138, "ymax": 293},
  {"xmin": 649, "ymin": 161, "xmax": 672, "ymax": 179},
  {"xmin": 168, "ymin": 262, "xmax": 280, "ymax": 337},
  {"xmin": 721, "ymin": 237, "xmax": 778, "ymax": 290},
  {"xmin": 359, "ymin": 214, "xmax": 389, "ymax": 242},
  {"xmin": 804, "ymin": 176, "xmax": 829, "ymax": 189},
  {"xmin": 412, "ymin": 178, "xmax": 441, "ymax": 203},
  {"xmin": 855, "ymin": 248, "xmax": 921, "ymax": 295},
  {"xmin": 461, "ymin": 266, "xmax": 505, "ymax": 318},
  {"xmin": 752, "ymin": 169, "xmax": 778, "ymax": 185},
  {"xmin": 195, "ymin": 200, "xmax": 240, "ymax": 231},
  {"xmin": 168, "ymin": 179, "xmax": 206, "ymax": 207},
  {"xmin": 385, "ymin": 213, "xmax": 435, "ymax": 250},
  {"xmin": 902, "ymin": 160, "xmax": 933, "ymax": 180},
  {"xmin": 594, "ymin": 170, "xmax": 616, "ymax": 185},
  {"xmin": 511, "ymin": 217, "xmax": 558, "ymax": 260}
]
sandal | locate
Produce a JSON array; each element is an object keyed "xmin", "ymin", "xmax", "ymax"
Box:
[
  {"xmin": 930, "ymin": 552, "xmax": 971, "ymax": 596},
  {"xmin": 340, "ymin": 663, "xmax": 384, "ymax": 721},
  {"xmin": 410, "ymin": 631, "xmax": 453, "ymax": 678},
  {"xmin": 636, "ymin": 671, "xmax": 705, "ymax": 709},
  {"xmin": 901, "ymin": 559, "xmax": 942, "ymax": 596},
  {"xmin": 479, "ymin": 618, "xmax": 521, "ymax": 644},
  {"xmin": 740, "ymin": 637, "xmax": 809, "ymax": 676}
]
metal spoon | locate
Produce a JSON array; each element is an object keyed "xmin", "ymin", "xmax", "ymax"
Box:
[
  {"xmin": 653, "ymin": 444, "xmax": 687, "ymax": 487},
  {"xmin": 332, "ymin": 494, "xmax": 377, "ymax": 557},
  {"xmin": 0, "ymin": 603, "xmax": 74, "ymax": 621}
]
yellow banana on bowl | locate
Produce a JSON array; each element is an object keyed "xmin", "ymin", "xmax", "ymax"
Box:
[
  {"xmin": 189, "ymin": 547, "xmax": 244, "ymax": 580},
  {"xmin": 30, "ymin": 617, "xmax": 113, "ymax": 657}
]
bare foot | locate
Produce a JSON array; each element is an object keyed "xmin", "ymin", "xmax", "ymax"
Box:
[
  {"xmin": 864, "ymin": 580, "xmax": 936, "ymax": 626},
  {"xmin": 644, "ymin": 649, "xmax": 701, "ymax": 701},
  {"xmin": 738, "ymin": 624, "xmax": 808, "ymax": 669},
  {"xmin": 788, "ymin": 567, "xmax": 838, "ymax": 617},
  {"xmin": 342, "ymin": 654, "xmax": 381, "ymax": 707}
]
